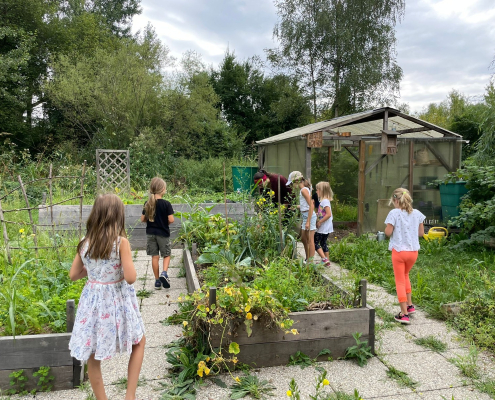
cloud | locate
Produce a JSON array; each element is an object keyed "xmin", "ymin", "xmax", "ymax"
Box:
[{"xmin": 133, "ymin": 0, "xmax": 495, "ymax": 113}]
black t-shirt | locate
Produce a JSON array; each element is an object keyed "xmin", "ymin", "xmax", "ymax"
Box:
[{"xmin": 142, "ymin": 199, "xmax": 174, "ymax": 237}]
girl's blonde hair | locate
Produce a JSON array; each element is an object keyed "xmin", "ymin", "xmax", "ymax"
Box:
[
  {"xmin": 316, "ymin": 181, "xmax": 333, "ymax": 201},
  {"xmin": 389, "ymin": 188, "xmax": 413, "ymax": 213},
  {"xmin": 145, "ymin": 177, "xmax": 166, "ymax": 222},
  {"xmin": 77, "ymin": 194, "xmax": 127, "ymax": 259}
]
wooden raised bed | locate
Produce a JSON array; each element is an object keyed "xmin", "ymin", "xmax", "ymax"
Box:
[
  {"xmin": 0, "ymin": 300, "xmax": 82, "ymax": 392},
  {"xmin": 183, "ymin": 245, "xmax": 375, "ymax": 368}
]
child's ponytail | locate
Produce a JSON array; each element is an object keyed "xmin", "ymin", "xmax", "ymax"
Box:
[
  {"xmin": 389, "ymin": 188, "xmax": 413, "ymax": 214},
  {"xmin": 145, "ymin": 177, "xmax": 166, "ymax": 222}
]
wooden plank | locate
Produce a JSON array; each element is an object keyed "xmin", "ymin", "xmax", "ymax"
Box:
[
  {"xmin": 368, "ymin": 305, "xmax": 376, "ymax": 355},
  {"xmin": 0, "ymin": 334, "xmax": 72, "ymax": 369},
  {"xmin": 343, "ymin": 146, "xmax": 359, "ymax": 162},
  {"xmin": 0, "ymin": 365, "xmax": 74, "ymax": 392},
  {"xmin": 357, "ymin": 140, "xmax": 366, "ymax": 236},
  {"xmin": 235, "ymin": 336, "xmax": 372, "ymax": 368},
  {"xmin": 409, "ymin": 141, "xmax": 414, "ymax": 193},
  {"xmin": 210, "ymin": 308, "xmax": 370, "ymax": 347},
  {"xmin": 395, "ymin": 111, "xmax": 460, "ymax": 138},
  {"xmin": 305, "ymin": 146, "xmax": 312, "ymax": 181},
  {"xmin": 425, "ymin": 142, "xmax": 454, "ymax": 172},
  {"xmin": 365, "ymin": 155, "xmax": 386, "ymax": 176},
  {"xmin": 184, "ymin": 248, "xmax": 200, "ymax": 294}
]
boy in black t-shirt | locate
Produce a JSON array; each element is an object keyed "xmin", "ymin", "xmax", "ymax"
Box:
[{"xmin": 141, "ymin": 178, "xmax": 174, "ymax": 289}]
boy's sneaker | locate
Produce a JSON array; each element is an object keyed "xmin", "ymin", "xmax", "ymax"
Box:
[
  {"xmin": 159, "ymin": 271, "xmax": 170, "ymax": 289},
  {"xmin": 394, "ymin": 313, "xmax": 410, "ymax": 325},
  {"xmin": 407, "ymin": 305, "xmax": 416, "ymax": 314},
  {"xmin": 154, "ymin": 279, "xmax": 162, "ymax": 290}
]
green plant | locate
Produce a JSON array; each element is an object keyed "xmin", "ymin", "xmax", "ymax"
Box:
[
  {"xmin": 112, "ymin": 376, "xmax": 145, "ymax": 391},
  {"xmin": 33, "ymin": 366, "xmax": 54, "ymax": 392},
  {"xmin": 288, "ymin": 349, "xmax": 332, "ymax": 369},
  {"xmin": 136, "ymin": 289, "xmax": 153, "ymax": 299},
  {"xmin": 413, "ymin": 336, "xmax": 447, "ymax": 352},
  {"xmin": 7, "ymin": 369, "xmax": 29, "ymax": 395},
  {"xmin": 344, "ymin": 332, "xmax": 373, "ymax": 367},
  {"xmin": 374, "ymin": 307, "xmax": 397, "ymax": 334},
  {"xmin": 229, "ymin": 374, "xmax": 275, "ymax": 399},
  {"xmin": 449, "ymin": 345, "xmax": 480, "ymax": 380},
  {"xmin": 385, "ymin": 365, "xmax": 418, "ymax": 389}
]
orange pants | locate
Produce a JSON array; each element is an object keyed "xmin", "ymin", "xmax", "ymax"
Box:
[{"xmin": 392, "ymin": 249, "xmax": 418, "ymax": 303}]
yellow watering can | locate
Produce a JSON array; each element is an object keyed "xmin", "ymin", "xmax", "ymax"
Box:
[{"xmin": 423, "ymin": 227, "xmax": 448, "ymax": 241}]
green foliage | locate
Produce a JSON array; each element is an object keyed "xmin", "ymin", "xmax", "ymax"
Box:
[
  {"xmin": 413, "ymin": 336, "xmax": 447, "ymax": 353},
  {"xmin": 449, "ymin": 345, "xmax": 480, "ymax": 380},
  {"xmin": 33, "ymin": 366, "xmax": 54, "ymax": 392},
  {"xmin": 385, "ymin": 364, "xmax": 418, "ymax": 389},
  {"xmin": 229, "ymin": 374, "xmax": 275, "ymax": 399},
  {"xmin": 288, "ymin": 349, "xmax": 332, "ymax": 369},
  {"xmin": 7, "ymin": 369, "xmax": 29, "ymax": 395},
  {"xmin": 344, "ymin": 332, "xmax": 373, "ymax": 367},
  {"xmin": 136, "ymin": 289, "xmax": 153, "ymax": 299}
]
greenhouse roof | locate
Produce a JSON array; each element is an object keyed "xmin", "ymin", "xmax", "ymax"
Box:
[{"xmin": 256, "ymin": 107, "xmax": 461, "ymax": 145}]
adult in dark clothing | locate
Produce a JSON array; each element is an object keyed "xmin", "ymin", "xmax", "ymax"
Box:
[{"xmin": 253, "ymin": 169, "xmax": 293, "ymax": 206}]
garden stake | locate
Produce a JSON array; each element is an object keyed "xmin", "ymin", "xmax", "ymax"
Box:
[
  {"xmin": 79, "ymin": 160, "xmax": 86, "ymax": 240},
  {"xmin": 359, "ymin": 279, "xmax": 367, "ymax": 308},
  {"xmin": 209, "ymin": 287, "xmax": 217, "ymax": 307},
  {"xmin": 278, "ymin": 175, "xmax": 283, "ymax": 252},
  {"xmin": 49, "ymin": 164, "xmax": 61, "ymax": 262},
  {"xmin": 18, "ymin": 175, "xmax": 38, "ymax": 257},
  {"xmin": 0, "ymin": 200, "xmax": 11, "ymax": 263},
  {"xmin": 223, "ymin": 162, "xmax": 229, "ymax": 246}
]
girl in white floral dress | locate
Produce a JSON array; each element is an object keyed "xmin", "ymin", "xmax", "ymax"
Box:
[{"xmin": 69, "ymin": 194, "xmax": 146, "ymax": 400}]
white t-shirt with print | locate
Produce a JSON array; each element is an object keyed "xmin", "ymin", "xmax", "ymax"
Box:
[
  {"xmin": 385, "ymin": 208, "xmax": 426, "ymax": 252},
  {"xmin": 317, "ymin": 198, "xmax": 333, "ymax": 234}
]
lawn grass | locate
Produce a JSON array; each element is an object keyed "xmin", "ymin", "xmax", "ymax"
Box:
[{"xmin": 328, "ymin": 235, "xmax": 495, "ymax": 352}]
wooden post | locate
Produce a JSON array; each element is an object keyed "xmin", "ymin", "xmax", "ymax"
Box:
[
  {"xmin": 66, "ymin": 299, "xmax": 75, "ymax": 333},
  {"xmin": 383, "ymin": 110, "xmax": 389, "ymax": 131},
  {"xmin": 359, "ymin": 279, "xmax": 367, "ymax": 308},
  {"xmin": 18, "ymin": 175, "xmax": 38, "ymax": 256},
  {"xmin": 79, "ymin": 160, "xmax": 86, "ymax": 240},
  {"xmin": 305, "ymin": 146, "xmax": 312, "ymax": 181},
  {"xmin": 408, "ymin": 141, "xmax": 414, "ymax": 193},
  {"xmin": 327, "ymin": 147, "xmax": 332, "ymax": 180},
  {"xmin": 192, "ymin": 242, "xmax": 197, "ymax": 260},
  {"xmin": 278, "ymin": 175, "xmax": 283, "ymax": 251},
  {"xmin": 0, "ymin": 200, "xmax": 11, "ymax": 263},
  {"xmin": 223, "ymin": 162, "xmax": 229, "ymax": 244},
  {"xmin": 357, "ymin": 141, "xmax": 366, "ymax": 236},
  {"xmin": 209, "ymin": 287, "xmax": 217, "ymax": 307}
]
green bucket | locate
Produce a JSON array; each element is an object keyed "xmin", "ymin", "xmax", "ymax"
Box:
[
  {"xmin": 231, "ymin": 166, "xmax": 259, "ymax": 193},
  {"xmin": 439, "ymin": 182, "xmax": 468, "ymax": 220}
]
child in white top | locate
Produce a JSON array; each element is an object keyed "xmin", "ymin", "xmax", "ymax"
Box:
[
  {"xmin": 69, "ymin": 194, "xmax": 145, "ymax": 400},
  {"xmin": 384, "ymin": 188, "xmax": 425, "ymax": 325},
  {"xmin": 287, "ymin": 171, "xmax": 316, "ymax": 262},
  {"xmin": 315, "ymin": 182, "xmax": 334, "ymax": 267}
]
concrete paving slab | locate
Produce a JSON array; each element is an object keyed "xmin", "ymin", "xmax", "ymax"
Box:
[
  {"xmin": 444, "ymin": 347, "xmax": 495, "ymax": 381},
  {"xmin": 101, "ymin": 346, "xmax": 171, "ymax": 384},
  {"xmin": 14, "ymin": 388, "xmax": 87, "ymax": 400},
  {"xmin": 140, "ymin": 303, "xmax": 179, "ymax": 324},
  {"xmin": 405, "ymin": 320, "xmax": 465, "ymax": 350},
  {"xmin": 140, "ymin": 277, "xmax": 188, "ymax": 290},
  {"xmin": 415, "ymin": 386, "xmax": 492, "ymax": 400},
  {"xmin": 140, "ymin": 290, "xmax": 187, "ymax": 306},
  {"xmin": 372, "ymin": 394, "xmax": 421, "ymax": 400},
  {"xmin": 318, "ymin": 357, "xmax": 415, "ymax": 398},
  {"xmin": 144, "ymin": 322, "xmax": 183, "ymax": 348},
  {"xmin": 376, "ymin": 328, "xmax": 426, "ymax": 355},
  {"xmin": 105, "ymin": 377, "xmax": 165, "ymax": 399},
  {"xmin": 383, "ymin": 351, "xmax": 465, "ymax": 392}
]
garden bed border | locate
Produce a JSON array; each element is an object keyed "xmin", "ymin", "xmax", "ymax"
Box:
[{"xmin": 182, "ymin": 244, "xmax": 375, "ymax": 367}]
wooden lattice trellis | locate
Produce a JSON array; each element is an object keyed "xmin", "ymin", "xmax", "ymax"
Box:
[{"xmin": 96, "ymin": 150, "xmax": 130, "ymax": 194}]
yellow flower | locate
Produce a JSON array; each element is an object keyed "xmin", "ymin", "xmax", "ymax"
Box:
[
  {"xmin": 19, "ymin": 229, "xmax": 24, "ymax": 233},
  {"xmin": 269, "ymin": 190, "xmax": 275, "ymax": 196},
  {"xmin": 206, "ymin": 356, "xmax": 210, "ymax": 362},
  {"xmin": 291, "ymin": 329, "xmax": 298, "ymax": 335},
  {"xmin": 232, "ymin": 357, "xmax": 238, "ymax": 364},
  {"xmin": 204, "ymin": 367, "xmax": 210, "ymax": 375},
  {"xmin": 234, "ymin": 377, "xmax": 241, "ymax": 383},
  {"xmin": 197, "ymin": 369, "xmax": 203, "ymax": 377},
  {"xmin": 246, "ymin": 313, "xmax": 252, "ymax": 320},
  {"xmin": 178, "ymin": 297, "xmax": 182, "ymax": 301},
  {"xmin": 206, "ymin": 307, "xmax": 210, "ymax": 312},
  {"xmin": 198, "ymin": 361, "xmax": 205, "ymax": 367},
  {"xmin": 280, "ymin": 322, "xmax": 285, "ymax": 328},
  {"xmin": 322, "ymin": 379, "xmax": 329, "ymax": 386},
  {"xmin": 287, "ymin": 390, "xmax": 292, "ymax": 397},
  {"xmin": 183, "ymin": 321, "xmax": 188, "ymax": 327},
  {"xmin": 244, "ymin": 305, "xmax": 251, "ymax": 312}
]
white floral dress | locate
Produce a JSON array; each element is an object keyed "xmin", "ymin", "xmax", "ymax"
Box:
[{"xmin": 69, "ymin": 238, "xmax": 145, "ymax": 361}]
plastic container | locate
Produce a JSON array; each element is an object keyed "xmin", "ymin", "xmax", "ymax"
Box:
[
  {"xmin": 231, "ymin": 166, "xmax": 259, "ymax": 193},
  {"xmin": 439, "ymin": 182, "xmax": 468, "ymax": 220}
]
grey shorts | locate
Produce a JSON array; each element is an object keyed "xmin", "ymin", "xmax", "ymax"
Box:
[{"xmin": 146, "ymin": 235, "xmax": 171, "ymax": 257}]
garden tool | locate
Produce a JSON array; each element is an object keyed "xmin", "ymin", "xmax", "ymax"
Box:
[{"xmin": 423, "ymin": 227, "xmax": 448, "ymax": 241}]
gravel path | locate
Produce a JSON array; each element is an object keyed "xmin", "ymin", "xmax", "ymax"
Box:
[{"xmin": 8, "ymin": 247, "xmax": 495, "ymax": 400}]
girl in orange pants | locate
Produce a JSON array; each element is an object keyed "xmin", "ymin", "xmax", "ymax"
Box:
[{"xmin": 384, "ymin": 188, "xmax": 425, "ymax": 325}]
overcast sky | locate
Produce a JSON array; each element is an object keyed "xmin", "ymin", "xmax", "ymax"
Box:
[{"xmin": 132, "ymin": 0, "xmax": 495, "ymax": 113}]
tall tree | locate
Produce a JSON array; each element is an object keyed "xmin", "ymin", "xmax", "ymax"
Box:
[
  {"xmin": 269, "ymin": 0, "xmax": 404, "ymax": 120},
  {"xmin": 211, "ymin": 51, "xmax": 311, "ymax": 143}
]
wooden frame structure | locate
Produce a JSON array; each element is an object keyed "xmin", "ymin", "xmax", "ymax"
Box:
[
  {"xmin": 96, "ymin": 149, "xmax": 130, "ymax": 194},
  {"xmin": 256, "ymin": 107, "xmax": 464, "ymax": 235}
]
